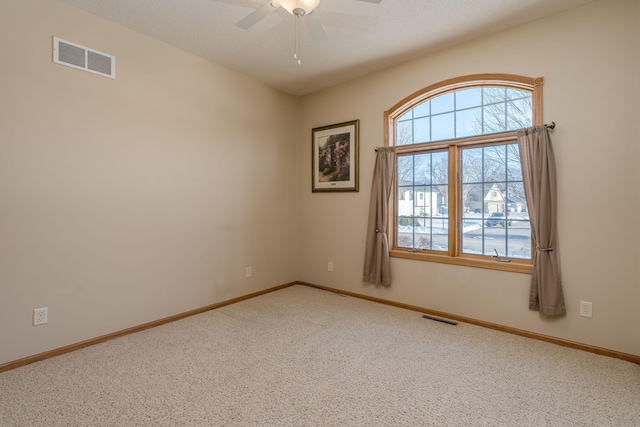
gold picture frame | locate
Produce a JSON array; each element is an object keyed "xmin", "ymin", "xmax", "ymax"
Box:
[{"xmin": 311, "ymin": 120, "xmax": 359, "ymax": 192}]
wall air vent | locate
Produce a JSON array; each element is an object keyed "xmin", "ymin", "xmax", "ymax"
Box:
[{"xmin": 53, "ymin": 37, "xmax": 115, "ymax": 79}]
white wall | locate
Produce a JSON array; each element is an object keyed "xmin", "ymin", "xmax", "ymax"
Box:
[
  {"xmin": 0, "ymin": 0, "xmax": 300, "ymax": 365},
  {"xmin": 298, "ymin": 0, "xmax": 640, "ymax": 356}
]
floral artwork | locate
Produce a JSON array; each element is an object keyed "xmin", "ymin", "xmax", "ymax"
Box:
[
  {"xmin": 318, "ymin": 133, "xmax": 350, "ymax": 182},
  {"xmin": 312, "ymin": 120, "xmax": 359, "ymax": 192}
]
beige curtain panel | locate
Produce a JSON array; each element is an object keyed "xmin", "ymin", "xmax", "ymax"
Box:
[
  {"xmin": 363, "ymin": 147, "xmax": 396, "ymax": 286},
  {"xmin": 518, "ymin": 126, "xmax": 566, "ymax": 316}
]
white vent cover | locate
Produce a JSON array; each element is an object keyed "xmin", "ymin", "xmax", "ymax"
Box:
[{"xmin": 53, "ymin": 37, "xmax": 115, "ymax": 79}]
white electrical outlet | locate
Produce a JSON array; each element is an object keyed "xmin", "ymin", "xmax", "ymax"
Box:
[
  {"xmin": 579, "ymin": 301, "xmax": 593, "ymax": 318},
  {"xmin": 33, "ymin": 307, "xmax": 48, "ymax": 326},
  {"xmin": 246, "ymin": 266, "xmax": 252, "ymax": 277},
  {"xmin": 328, "ymin": 262, "xmax": 333, "ymax": 272}
]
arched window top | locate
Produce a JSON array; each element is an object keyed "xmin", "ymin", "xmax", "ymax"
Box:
[{"xmin": 387, "ymin": 74, "xmax": 543, "ymax": 146}]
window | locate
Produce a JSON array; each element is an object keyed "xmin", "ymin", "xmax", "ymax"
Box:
[{"xmin": 386, "ymin": 74, "xmax": 543, "ymax": 273}]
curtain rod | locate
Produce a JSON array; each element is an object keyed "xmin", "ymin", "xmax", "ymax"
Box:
[{"xmin": 374, "ymin": 122, "xmax": 557, "ymax": 151}]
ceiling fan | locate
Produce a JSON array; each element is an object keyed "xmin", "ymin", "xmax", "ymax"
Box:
[{"xmin": 236, "ymin": 0, "xmax": 382, "ymax": 64}]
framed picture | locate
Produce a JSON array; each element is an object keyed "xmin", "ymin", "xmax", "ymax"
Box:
[{"xmin": 312, "ymin": 120, "xmax": 359, "ymax": 192}]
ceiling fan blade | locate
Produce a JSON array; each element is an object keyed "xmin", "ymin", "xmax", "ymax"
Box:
[
  {"xmin": 306, "ymin": 11, "xmax": 328, "ymax": 43},
  {"xmin": 235, "ymin": 1, "xmax": 281, "ymax": 30},
  {"xmin": 354, "ymin": 0, "xmax": 382, "ymax": 3}
]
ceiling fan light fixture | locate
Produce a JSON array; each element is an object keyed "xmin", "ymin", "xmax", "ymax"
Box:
[{"xmin": 280, "ymin": 0, "xmax": 320, "ymax": 16}]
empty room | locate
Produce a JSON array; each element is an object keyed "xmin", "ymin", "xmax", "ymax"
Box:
[{"xmin": 1, "ymin": 0, "xmax": 639, "ymax": 425}]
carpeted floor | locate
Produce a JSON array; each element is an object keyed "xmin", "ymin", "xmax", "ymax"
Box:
[{"xmin": 1, "ymin": 285, "xmax": 639, "ymax": 426}]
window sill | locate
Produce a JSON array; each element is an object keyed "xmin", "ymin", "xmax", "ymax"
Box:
[{"xmin": 389, "ymin": 249, "xmax": 533, "ymax": 274}]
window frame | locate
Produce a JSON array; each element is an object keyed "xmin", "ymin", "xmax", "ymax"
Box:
[{"xmin": 384, "ymin": 74, "xmax": 543, "ymax": 274}]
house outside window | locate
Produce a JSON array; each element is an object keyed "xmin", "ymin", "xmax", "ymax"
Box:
[{"xmin": 386, "ymin": 74, "xmax": 543, "ymax": 273}]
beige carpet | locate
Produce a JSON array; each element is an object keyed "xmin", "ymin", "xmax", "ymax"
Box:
[{"xmin": 1, "ymin": 285, "xmax": 639, "ymax": 426}]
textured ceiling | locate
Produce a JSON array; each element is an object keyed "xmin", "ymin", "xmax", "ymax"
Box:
[{"xmin": 60, "ymin": 0, "xmax": 595, "ymax": 96}]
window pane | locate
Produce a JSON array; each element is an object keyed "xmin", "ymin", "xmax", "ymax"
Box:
[
  {"xmin": 484, "ymin": 182, "xmax": 506, "ymax": 214},
  {"xmin": 506, "ymin": 144, "xmax": 522, "ymax": 181},
  {"xmin": 413, "ymin": 117, "xmax": 430, "ymax": 144},
  {"xmin": 506, "ymin": 88, "xmax": 530, "ymax": 100},
  {"xmin": 431, "ymin": 216, "xmax": 448, "ymax": 251},
  {"xmin": 397, "ymin": 156, "xmax": 414, "ymax": 185},
  {"xmin": 397, "ymin": 216, "xmax": 414, "ymax": 249},
  {"xmin": 456, "ymin": 107, "xmax": 482, "ymax": 138},
  {"xmin": 460, "ymin": 142, "xmax": 529, "ymax": 260},
  {"xmin": 398, "ymin": 110, "xmax": 412, "ymax": 121},
  {"xmin": 399, "ymin": 86, "xmax": 532, "ymax": 148},
  {"xmin": 456, "ymin": 87, "xmax": 482, "ymax": 109},
  {"xmin": 507, "ymin": 182, "xmax": 526, "ymax": 213},
  {"xmin": 483, "ymin": 87, "xmax": 506, "ymax": 103},
  {"xmin": 431, "ymin": 151, "xmax": 448, "ymax": 185},
  {"xmin": 398, "ymin": 189, "xmax": 414, "ymax": 217},
  {"xmin": 414, "ymin": 186, "xmax": 429, "ymax": 216},
  {"xmin": 461, "ymin": 181, "xmax": 484, "ymax": 255},
  {"xmin": 432, "ymin": 112, "xmax": 454, "ymax": 141},
  {"xmin": 431, "ymin": 92, "xmax": 454, "ymax": 114},
  {"xmin": 483, "ymin": 103, "xmax": 506, "ymax": 133},
  {"xmin": 414, "ymin": 188, "xmax": 448, "ymax": 252},
  {"xmin": 396, "ymin": 151, "xmax": 448, "ymax": 252},
  {"xmin": 484, "ymin": 145, "xmax": 506, "ymax": 182},
  {"xmin": 461, "ymin": 218, "xmax": 484, "ymax": 255},
  {"xmin": 484, "ymin": 226, "xmax": 506, "ymax": 257},
  {"xmin": 413, "ymin": 100, "xmax": 430, "ymax": 118},
  {"xmin": 415, "ymin": 221, "xmax": 431, "ymax": 250},
  {"xmin": 506, "ymin": 98, "xmax": 532, "ymax": 131},
  {"xmin": 435, "ymin": 185, "xmax": 449, "ymax": 217},
  {"xmin": 414, "ymin": 154, "xmax": 431, "ymax": 185},
  {"xmin": 462, "ymin": 148, "xmax": 483, "ymax": 184},
  {"xmin": 507, "ymin": 219, "xmax": 531, "ymax": 259},
  {"xmin": 396, "ymin": 120, "xmax": 412, "ymax": 146},
  {"xmin": 462, "ymin": 183, "xmax": 483, "ymax": 215}
]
